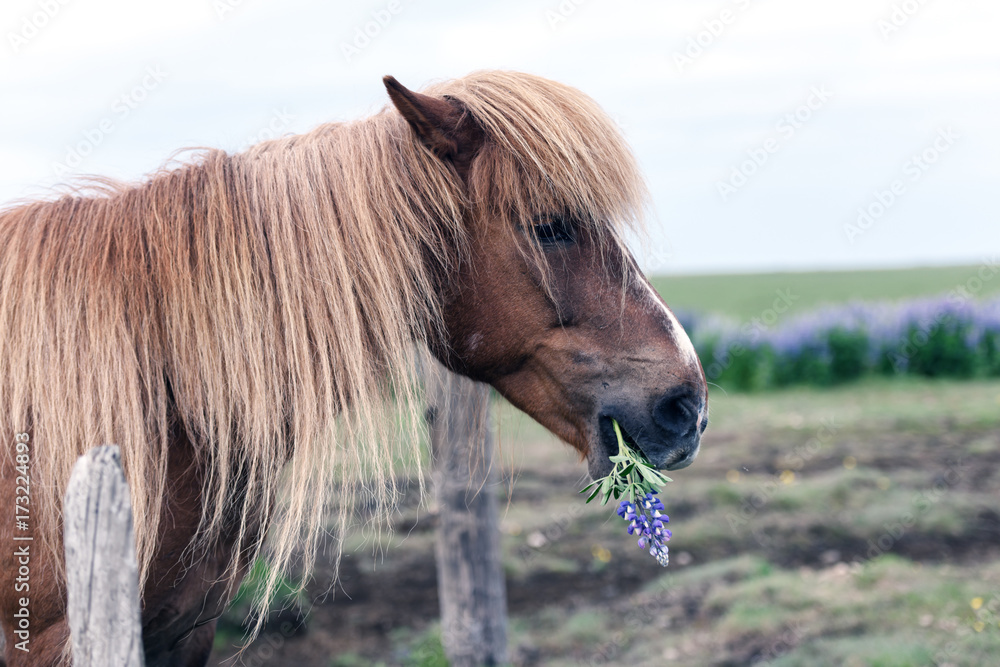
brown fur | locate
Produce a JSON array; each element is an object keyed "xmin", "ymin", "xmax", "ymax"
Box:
[{"xmin": 0, "ymin": 71, "xmax": 706, "ymax": 665}]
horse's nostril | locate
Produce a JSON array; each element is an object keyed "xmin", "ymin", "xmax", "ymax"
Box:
[{"xmin": 652, "ymin": 388, "xmax": 701, "ymax": 436}]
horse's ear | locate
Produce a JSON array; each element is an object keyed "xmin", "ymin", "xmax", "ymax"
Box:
[{"xmin": 383, "ymin": 75, "xmax": 459, "ymax": 159}]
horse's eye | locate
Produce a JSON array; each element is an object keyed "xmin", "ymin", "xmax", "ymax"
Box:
[{"xmin": 531, "ymin": 216, "xmax": 575, "ymax": 247}]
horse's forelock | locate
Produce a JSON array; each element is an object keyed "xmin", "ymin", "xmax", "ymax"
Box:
[{"xmin": 437, "ymin": 71, "xmax": 647, "ymax": 301}]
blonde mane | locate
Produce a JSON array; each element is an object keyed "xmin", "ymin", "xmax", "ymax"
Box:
[{"xmin": 0, "ymin": 70, "xmax": 646, "ymax": 630}]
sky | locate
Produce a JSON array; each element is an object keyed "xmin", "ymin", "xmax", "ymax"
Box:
[{"xmin": 1, "ymin": 0, "xmax": 998, "ymax": 274}]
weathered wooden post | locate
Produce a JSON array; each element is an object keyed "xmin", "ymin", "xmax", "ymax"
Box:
[
  {"xmin": 426, "ymin": 367, "xmax": 509, "ymax": 666},
  {"xmin": 63, "ymin": 445, "xmax": 145, "ymax": 667}
]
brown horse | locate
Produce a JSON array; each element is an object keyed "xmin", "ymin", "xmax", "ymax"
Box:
[{"xmin": 0, "ymin": 71, "xmax": 707, "ymax": 666}]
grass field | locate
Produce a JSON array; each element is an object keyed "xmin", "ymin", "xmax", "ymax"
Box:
[
  {"xmin": 650, "ymin": 264, "xmax": 999, "ymax": 320},
  {"xmin": 211, "ymin": 377, "xmax": 1000, "ymax": 666},
  {"xmin": 209, "ymin": 265, "xmax": 1000, "ymax": 666},
  {"xmin": 491, "ymin": 378, "xmax": 1000, "ymax": 666}
]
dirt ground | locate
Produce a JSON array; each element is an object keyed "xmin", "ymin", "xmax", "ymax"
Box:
[{"xmin": 210, "ymin": 380, "xmax": 1000, "ymax": 666}]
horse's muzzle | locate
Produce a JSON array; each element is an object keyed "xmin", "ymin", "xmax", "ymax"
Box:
[{"xmin": 590, "ymin": 386, "xmax": 706, "ymax": 478}]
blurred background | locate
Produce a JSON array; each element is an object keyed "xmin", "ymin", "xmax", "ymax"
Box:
[{"xmin": 3, "ymin": 1, "xmax": 999, "ymax": 665}]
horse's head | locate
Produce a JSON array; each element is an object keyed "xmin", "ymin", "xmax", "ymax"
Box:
[{"xmin": 385, "ymin": 73, "xmax": 707, "ymax": 479}]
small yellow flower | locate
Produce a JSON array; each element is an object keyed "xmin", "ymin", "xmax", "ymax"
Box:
[
  {"xmin": 779, "ymin": 470, "xmax": 795, "ymax": 485},
  {"xmin": 591, "ymin": 545, "xmax": 612, "ymax": 563},
  {"xmin": 843, "ymin": 456, "xmax": 857, "ymax": 470},
  {"xmin": 876, "ymin": 476, "xmax": 891, "ymax": 490},
  {"xmin": 971, "ymin": 597, "xmax": 984, "ymax": 610},
  {"xmin": 974, "ymin": 621, "xmax": 985, "ymax": 633},
  {"xmin": 726, "ymin": 469, "xmax": 741, "ymax": 483}
]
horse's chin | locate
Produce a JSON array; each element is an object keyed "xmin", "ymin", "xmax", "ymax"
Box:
[
  {"xmin": 586, "ymin": 446, "xmax": 616, "ymax": 480},
  {"xmin": 582, "ymin": 417, "xmax": 614, "ymax": 479}
]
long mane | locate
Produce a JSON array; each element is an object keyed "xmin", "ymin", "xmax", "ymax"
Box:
[{"xmin": 0, "ymin": 70, "xmax": 646, "ymax": 628}]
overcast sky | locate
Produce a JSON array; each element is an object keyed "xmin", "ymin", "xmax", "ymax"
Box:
[{"xmin": 1, "ymin": 0, "xmax": 997, "ymax": 274}]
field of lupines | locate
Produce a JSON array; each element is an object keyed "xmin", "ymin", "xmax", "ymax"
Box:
[{"xmin": 680, "ymin": 295, "xmax": 1000, "ymax": 391}]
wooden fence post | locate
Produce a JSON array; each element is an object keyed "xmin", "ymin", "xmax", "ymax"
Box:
[
  {"xmin": 426, "ymin": 367, "xmax": 509, "ymax": 667},
  {"xmin": 63, "ymin": 445, "xmax": 145, "ymax": 667}
]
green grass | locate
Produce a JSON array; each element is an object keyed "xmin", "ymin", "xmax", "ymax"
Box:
[
  {"xmin": 211, "ymin": 375, "xmax": 1000, "ymax": 665},
  {"xmin": 400, "ymin": 628, "xmax": 449, "ymax": 667},
  {"xmin": 703, "ymin": 375, "xmax": 1000, "ymax": 432},
  {"xmin": 211, "ymin": 357, "xmax": 1000, "ymax": 667},
  {"xmin": 495, "ymin": 376, "xmax": 1000, "ymax": 666},
  {"xmin": 213, "ymin": 558, "xmax": 307, "ymax": 651},
  {"xmin": 511, "ymin": 554, "xmax": 1000, "ymax": 666},
  {"xmin": 650, "ymin": 264, "xmax": 1000, "ymax": 320}
]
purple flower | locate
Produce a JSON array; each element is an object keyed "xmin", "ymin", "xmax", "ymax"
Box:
[
  {"xmin": 640, "ymin": 492, "xmax": 664, "ymax": 512},
  {"xmin": 649, "ymin": 543, "xmax": 670, "ymax": 567},
  {"xmin": 626, "ymin": 515, "xmax": 644, "ymax": 535},
  {"xmin": 692, "ymin": 293, "xmax": 1000, "ymax": 385},
  {"xmin": 617, "ymin": 491, "xmax": 671, "ymax": 566}
]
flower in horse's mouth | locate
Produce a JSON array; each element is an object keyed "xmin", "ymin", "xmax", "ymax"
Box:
[
  {"xmin": 582, "ymin": 420, "xmax": 673, "ymax": 567},
  {"xmin": 619, "ymin": 493, "xmax": 671, "ymax": 566}
]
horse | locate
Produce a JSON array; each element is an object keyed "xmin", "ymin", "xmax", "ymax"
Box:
[{"xmin": 0, "ymin": 70, "xmax": 707, "ymax": 666}]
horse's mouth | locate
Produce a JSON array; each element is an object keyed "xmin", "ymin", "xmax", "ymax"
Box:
[
  {"xmin": 594, "ymin": 414, "xmax": 641, "ymax": 475},
  {"xmin": 598, "ymin": 414, "xmax": 630, "ymax": 459},
  {"xmin": 592, "ymin": 413, "xmax": 700, "ymax": 479}
]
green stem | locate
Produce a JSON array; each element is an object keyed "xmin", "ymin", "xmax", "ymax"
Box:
[{"xmin": 581, "ymin": 419, "xmax": 672, "ymax": 505}]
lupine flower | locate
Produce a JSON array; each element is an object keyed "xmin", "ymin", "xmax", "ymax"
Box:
[
  {"xmin": 618, "ymin": 492, "xmax": 671, "ymax": 563},
  {"xmin": 616, "ymin": 501, "xmax": 636, "ymax": 520},
  {"xmin": 688, "ymin": 294, "xmax": 1000, "ymax": 387},
  {"xmin": 582, "ymin": 420, "xmax": 674, "ymax": 567}
]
